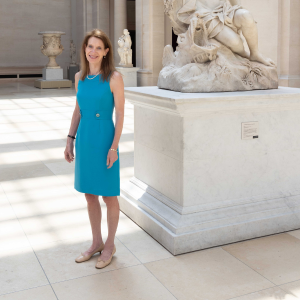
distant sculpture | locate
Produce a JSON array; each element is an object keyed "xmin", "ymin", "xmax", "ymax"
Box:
[
  {"xmin": 39, "ymin": 31, "xmax": 65, "ymax": 69},
  {"xmin": 159, "ymin": 0, "xmax": 278, "ymax": 92},
  {"xmin": 117, "ymin": 29, "xmax": 133, "ymax": 67},
  {"xmin": 70, "ymin": 39, "xmax": 77, "ymax": 66}
]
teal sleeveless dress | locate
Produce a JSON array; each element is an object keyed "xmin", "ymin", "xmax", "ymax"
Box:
[{"xmin": 74, "ymin": 73, "xmax": 120, "ymax": 196}]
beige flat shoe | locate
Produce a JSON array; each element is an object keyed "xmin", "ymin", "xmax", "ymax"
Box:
[
  {"xmin": 95, "ymin": 244, "xmax": 116, "ymax": 269},
  {"xmin": 75, "ymin": 243, "xmax": 105, "ymax": 263}
]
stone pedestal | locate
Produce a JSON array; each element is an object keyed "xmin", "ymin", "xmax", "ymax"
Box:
[
  {"xmin": 119, "ymin": 86, "xmax": 300, "ymax": 255},
  {"xmin": 35, "ymin": 31, "xmax": 72, "ymax": 89},
  {"xmin": 116, "ymin": 67, "xmax": 140, "ymax": 87},
  {"xmin": 43, "ymin": 67, "xmax": 63, "ymax": 80},
  {"xmin": 34, "ymin": 79, "xmax": 72, "ymax": 89},
  {"xmin": 35, "ymin": 67, "xmax": 72, "ymax": 89}
]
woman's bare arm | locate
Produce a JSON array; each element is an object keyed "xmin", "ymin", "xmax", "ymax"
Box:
[
  {"xmin": 64, "ymin": 72, "xmax": 81, "ymax": 163},
  {"xmin": 110, "ymin": 72, "xmax": 125, "ymax": 149},
  {"xmin": 68, "ymin": 72, "xmax": 81, "ymax": 137},
  {"xmin": 109, "ymin": 71, "xmax": 125, "ymax": 152}
]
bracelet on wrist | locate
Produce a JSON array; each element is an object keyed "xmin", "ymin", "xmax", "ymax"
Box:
[
  {"xmin": 110, "ymin": 148, "xmax": 117, "ymax": 152},
  {"xmin": 68, "ymin": 135, "xmax": 76, "ymax": 139}
]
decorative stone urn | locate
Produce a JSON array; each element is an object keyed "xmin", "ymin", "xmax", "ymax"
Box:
[{"xmin": 38, "ymin": 31, "xmax": 65, "ymax": 69}]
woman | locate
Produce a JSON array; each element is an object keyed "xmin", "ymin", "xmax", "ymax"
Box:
[{"xmin": 64, "ymin": 29, "xmax": 125, "ymax": 269}]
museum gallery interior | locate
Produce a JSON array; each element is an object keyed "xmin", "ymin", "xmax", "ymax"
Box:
[{"xmin": 1, "ymin": 0, "xmax": 300, "ymax": 256}]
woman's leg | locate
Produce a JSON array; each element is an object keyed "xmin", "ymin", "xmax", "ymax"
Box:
[
  {"xmin": 98, "ymin": 196, "xmax": 120, "ymax": 261},
  {"xmin": 81, "ymin": 193, "xmax": 104, "ymax": 256}
]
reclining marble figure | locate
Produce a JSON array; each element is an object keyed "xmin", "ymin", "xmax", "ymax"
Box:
[{"xmin": 159, "ymin": 0, "xmax": 278, "ymax": 92}]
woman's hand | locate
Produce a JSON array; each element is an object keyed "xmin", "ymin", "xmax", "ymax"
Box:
[
  {"xmin": 107, "ymin": 149, "xmax": 118, "ymax": 169},
  {"xmin": 64, "ymin": 139, "xmax": 75, "ymax": 163}
]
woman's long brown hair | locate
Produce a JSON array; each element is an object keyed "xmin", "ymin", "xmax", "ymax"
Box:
[{"xmin": 80, "ymin": 29, "xmax": 122, "ymax": 82}]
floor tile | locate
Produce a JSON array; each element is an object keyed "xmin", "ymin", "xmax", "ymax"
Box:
[
  {"xmin": 1, "ymin": 176, "xmax": 84, "ymax": 218},
  {"xmin": 0, "ymin": 113, "xmax": 71, "ymax": 123},
  {"xmin": 0, "ymin": 246, "xmax": 48, "ymax": 295},
  {"xmin": 52, "ymin": 265, "xmax": 176, "ymax": 300},
  {"xmin": 287, "ymin": 229, "xmax": 300, "ymax": 240},
  {"xmin": 279, "ymin": 279, "xmax": 300, "ymax": 299},
  {"xmin": 0, "ymin": 148, "xmax": 65, "ymax": 168},
  {"xmin": 144, "ymin": 247, "xmax": 274, "ymax": 300},
  {"xmin": 0, "ymin": 149, "xmax": 39, "ymax": 167},
  {"xmin": 227, "ymin": 286, "xmax": 299, "ymax": 300},
  {"xmin": 13, "ymin": 196, "xmax": 117, "ymax": 247},
  {"xmin": 0, "ymin": 218, "xmax": 31, "ymax": 252},
  {"xmin": 0, "ymin": 130, "xmax": 67, "ymax": 145},
  {"xmin": 33, "ymin": 237, "xmax": 141, "ymax": 283},
  {"xmin": 0, "ymin": 285, "xmax": 56, "ymax": 300},
  {"xmin": 120, "ymin": 167, "xmax": 134, "ymax": 183},
  {"xmin": 54, "ymin": 174, "xmax": 75, "ymax": 189},
  {"xmin": 222, "ymin": 233, "xmax": 300, "ymax": 285},
  {"xmin": 119, "ymin": 152, "xmax": 134, "ymax": 168},
  {"xmin": 0, "ymin": 162, "xmax": 54, "ymax": 182},
  {"xmin": 0, "ymin": 144, "xmax": 28, "ymax": 154},
  {"xmin": 0, "ymin": 184, "xmax": 16, "ymax": 222},
  {"xmin": 119, "ymin": 141, "xmax": 134, "ymax": 153},
  {"xmin": 0, "ymin": 120, "xmax": 71, "ymax": 134},
  {"xmin": 24, "ymin": 139, "xmax": 67, "ymax": 150},
  {"xmin": 116, "ymin": 215, "xmax": 173, "ymax": 263},
  {"xmin": 17, "ymin": 209, "xmax": 92, "ymax": 246},
  {"xmin": 44, "ymin": 160, "xmax": 75, "ymax": 175}
]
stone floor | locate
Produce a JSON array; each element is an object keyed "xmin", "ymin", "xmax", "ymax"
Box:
[{"xmin": 1, "ymin": 80, "xmax": 300, "ymax": 300}]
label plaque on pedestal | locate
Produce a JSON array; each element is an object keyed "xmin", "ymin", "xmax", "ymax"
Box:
[{"xmin": 242, "ymin": 122, "xmax": 259, "ymax": 139}]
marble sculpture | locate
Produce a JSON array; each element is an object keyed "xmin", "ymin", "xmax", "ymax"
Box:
[
  {"xmin": 117, "ymin": 29, "xmax": 133, "ymax": 67},
  {"xmin": 159, "ymin": 0, "xmax": 278, "ymax": 92}
]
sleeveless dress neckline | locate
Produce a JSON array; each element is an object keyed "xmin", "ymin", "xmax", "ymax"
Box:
[{"xmin": 86, "ymin": 74, "xmax": 100, "ymax": 79}]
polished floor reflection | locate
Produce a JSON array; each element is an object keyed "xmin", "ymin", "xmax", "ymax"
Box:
[{"xmin": 1, "ymin": 81, "xmax": 300, "ymax": 300}]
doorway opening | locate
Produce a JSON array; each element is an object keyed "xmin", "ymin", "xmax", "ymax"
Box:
[{"xmin": 127, "ymin": 0, "xmax": 136, "ymax": 67}]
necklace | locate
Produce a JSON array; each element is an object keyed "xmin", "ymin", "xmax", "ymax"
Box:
[{"xmin": 87, "ymin": 72, "xmax": 100, "ymax": 80}]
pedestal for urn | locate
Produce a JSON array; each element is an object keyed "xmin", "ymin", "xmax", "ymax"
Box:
[
  {"xmin": 34, "ymin": 31, "xmax": 72, "ymax": 89},
  {"xmin": 116, "ymin": 67, "xmax": 140, "ymax": 87},
  {"xmin": 119, "ymin": 86, "xmax": 300, "ymax": 255}
]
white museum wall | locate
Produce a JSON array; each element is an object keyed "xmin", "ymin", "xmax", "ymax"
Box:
[
  {"xmin": 279, "ymin": 0, "xmax": 300, "ymax": 87},
  {"xmin": 136, "ymin": 0, "xmax": 165, "ymax": 86},
  {"xmin": 0, "ymin": 0, "xmax": 72, "ymax": 78}
]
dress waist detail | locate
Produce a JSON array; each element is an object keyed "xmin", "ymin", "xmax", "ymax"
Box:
[{"xmin": 79, "ymin": 109, "xmax": 113, "ymax": 120}]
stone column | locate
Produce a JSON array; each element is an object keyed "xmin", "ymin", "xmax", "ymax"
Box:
[
  {"xmin": 75, "ymin": 0, "xmax": 86, "ymax": 65},
  {"xmin": 86, "ymin": 0, "xmax": 93, "ymax": 32},
  {"xmin": 92, "ymin": 0, "xmax": 110, "ymax": 36},
  {"xmin": 241, "ymin": 0, "xmax": 300, "ymax": 88},
  {"xmin": 136, "ymin": 0, "xmax": 165, "ymax": 86},
  {"xmin": 114, "ymin": 0, "xmax": 127, "ymax": 66},
  {"xmin": 278, "ymin": 0, "xmax": 300, "ymax": 87}
]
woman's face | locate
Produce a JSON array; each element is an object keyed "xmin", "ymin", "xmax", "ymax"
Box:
[{"xmin": 85, "ymin": 36, "xmax": 109, "ymax": 65}]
